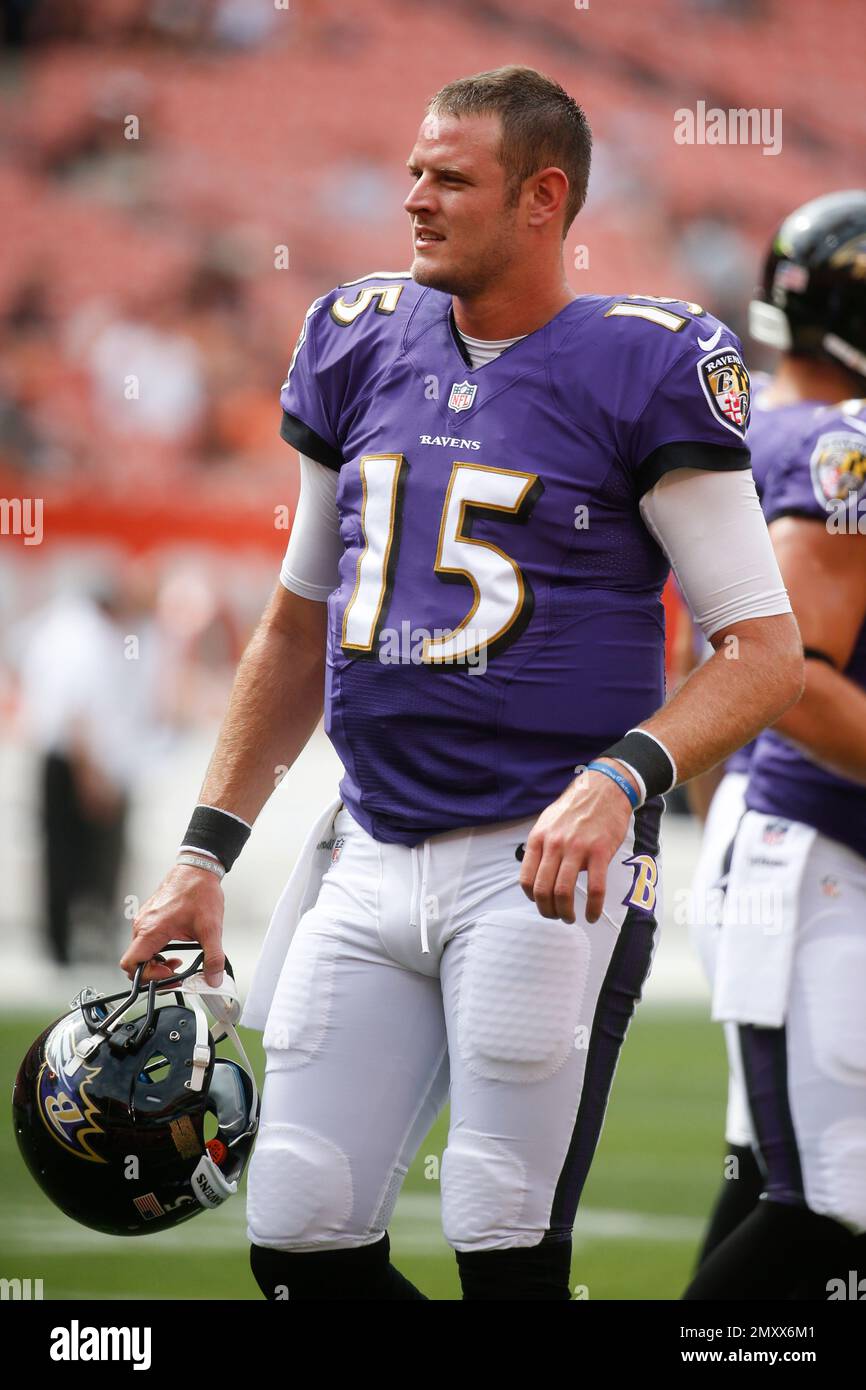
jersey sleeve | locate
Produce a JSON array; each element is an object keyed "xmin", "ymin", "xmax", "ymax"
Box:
[
  {"xmin": 279, "ymin": 294, "xmax": 344, "ymax": 472},
  {"xmin": 619, "ymin": 310, "xmax": 752, "ymax": 496},
  {"xmin": 761, "ymin": 406, "xmax": 866, "ymax": 525}
]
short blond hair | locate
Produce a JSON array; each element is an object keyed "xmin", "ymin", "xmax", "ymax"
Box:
[{"xmin": 426, "ymin": 65, "xmax": 592, "ymax": 234}]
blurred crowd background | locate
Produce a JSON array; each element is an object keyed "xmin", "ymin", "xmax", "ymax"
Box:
[{"xmin": 0, "ymin": 0, "xmax": 862, "ymax": 994}]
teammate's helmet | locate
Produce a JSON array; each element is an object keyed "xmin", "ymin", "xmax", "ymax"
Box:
[
  {"xmin": 749, "ymin": 189, "xmax": 866, "ymax": 379},
  {"xmin": 12, "ymin": 944, "xmax": 259, "ymax": 1236}
]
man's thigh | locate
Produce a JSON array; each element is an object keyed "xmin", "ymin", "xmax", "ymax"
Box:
[
  {"xmin": 438, "ymin": 807, "xmax": 661, "ymax": 1252},
  {"xmin": 246, "ymin": 906, "xmax": 449, "ymax": 1252}
]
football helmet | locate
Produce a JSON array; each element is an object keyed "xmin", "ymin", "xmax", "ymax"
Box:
[
  {"xmin": 749, "ymin": 189, "xmax": 866, "ymax": 379},
  {"xmin": 13, "ymin": 943, "xmax": 259, "ymax": 1236}
]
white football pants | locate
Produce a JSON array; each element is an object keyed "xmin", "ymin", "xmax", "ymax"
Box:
[{"xmin": 246, "ymin": 801, "xmax": 662, "ymax": 1253}]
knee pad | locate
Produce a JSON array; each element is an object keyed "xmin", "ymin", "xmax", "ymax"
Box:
[
  {"xmin": 246, "ymin": 1122, "xmax": 353, "ymax": 1248},
  {"xmin": 456, "ymin": 1234, "xmax": 572, "ymax": 1301},
  {"xmin": 815, "ymin": 1118, "xmax": 866, "ymax": 1234},
  {"xmin": 441, "ymin": 1129, "xmax": 529, "ymax": 1250},
  {"xmin": 456, "ymin": 915, "xmax": 588, "ymax": 1084}
]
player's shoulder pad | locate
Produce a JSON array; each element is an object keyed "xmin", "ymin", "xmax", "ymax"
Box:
[
  {"xmin": 591, "ymin": 293, "xmax": 741, "ymax": 364},
  {"xmin": 321, "ymin": 271, "xmax": 421, "ymax": 333},
  {"xmin": 797, "ymin": 396, "xmax": 866, "ymax": 515},
  {"xmin": 284, "ymin": 272, "xmax": 423, "ymax": 391},
  {"xmin": 576, "ymin": 294, "xmax": 749, "ymax": 439}
]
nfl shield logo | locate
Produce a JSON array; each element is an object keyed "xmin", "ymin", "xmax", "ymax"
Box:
[
  {"xmin": 762, "ymin": 820, "xmax": 789, "ymax": 847},
  {"xmin": 448, "ymin": 380, "xmax": 477, "ymax": 413}
]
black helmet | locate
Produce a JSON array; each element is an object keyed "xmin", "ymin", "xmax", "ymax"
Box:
[
  {"xmin": 12, "ymin": 943, "xmax": 259, "ymax": 1236},
  {"xmin": 749, "ymin": 189, "xmax": 866, "ymax": 379}
]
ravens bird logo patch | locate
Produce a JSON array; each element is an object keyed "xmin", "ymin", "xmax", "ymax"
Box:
[
  {"xmin": 697, "ymin": 348, "xmax": 751, "ymax": 438},
  {"xmin": 809, "ymin": 430, "xmax": 866, "ymax": 509}
]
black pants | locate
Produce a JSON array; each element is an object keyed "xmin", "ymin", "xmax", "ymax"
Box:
[{"xmin": 41, "ymin": 752, "xmax": 127, "ymax": 964}]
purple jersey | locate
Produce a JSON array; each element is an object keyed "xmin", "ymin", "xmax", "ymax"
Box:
[
  {"xmin": 725, "ymin": 374, "xmax": 823, "ymax": 777},
  {"xmin": 746, "ymin": 396, "xmax": 866, "ymax": 859},
  {"xmin": 281, "ymin": 275, "xmax": 751, "ymax": 844}
]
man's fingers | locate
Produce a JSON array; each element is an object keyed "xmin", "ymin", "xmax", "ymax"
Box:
[
  {"xmin": 521, "ymin": 831, "xmax": 586, "ymax": 923},
  {"xmin": 197, "ymin": 924, "xmax": 226, "ymax": 987},
  {"xmin": 120, "ymin": 942, "xmax": 180, "ymax": 982},
  {"xmin": 139, "ymin": 956, "xmax": 183, "ymax": 984},
  {"xmin": 526, "ymin": 836, "xmax": 567, "ymax": 919},
  {"xmin": 120, "ymin": 937, "xmax": 161, "ymax": 977},
  {"xmin": 552, "ymin": 859, "xmax": 581, "ymax": 924},
  {"xmin": 120, "ymin": 922, "xmax": 190, "ymax": 978},
  {"xmin": 203, "ymin": 959, "xmax": 225, "ymax": 988},
  {"xmin": 584, "ymin": 850, "xmax": 609, "ymax": 924},
  {"xmin": 518, "ymin": 834, "xmax": 544, "ymax": 902}
]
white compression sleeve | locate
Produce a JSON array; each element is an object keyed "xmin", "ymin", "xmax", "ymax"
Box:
[
  {"xmin": 279, "ymin": 453, "xmax": 342, "ymax": 601},
  {"xmin": 639, "ymin": 466, "xmax": 792, "ymax": 640}
]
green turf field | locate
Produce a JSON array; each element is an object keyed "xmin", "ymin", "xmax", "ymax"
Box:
[{"xmin": 2, "ymin": 1005, "xmax": 727, "ymax": 1300}]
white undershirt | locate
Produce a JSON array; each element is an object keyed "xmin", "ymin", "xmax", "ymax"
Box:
[
  {"xmin": 278, "ymin": 330, "xmax": 791, "ymax": 639},
  {"xmin": 456, "ymin": 327, "xmax": 526, "ymax": 369}
]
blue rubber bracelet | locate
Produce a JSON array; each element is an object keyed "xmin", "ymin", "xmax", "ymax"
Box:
[{"xmin": 584, "ymin": 760, "xmax": 640, "ymax": 809}]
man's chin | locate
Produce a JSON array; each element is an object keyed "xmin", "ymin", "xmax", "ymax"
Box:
[{"xmin": 411, "ymin": 257, "xmax": 460, "ymax": 294}]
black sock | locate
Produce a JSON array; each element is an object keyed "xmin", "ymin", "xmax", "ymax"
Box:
[
  {"xmin": 250, "ymin": 1232, "xmax": 428, "ymax": 1300},
  {"xmin": 683, "ymin": 1199, "xmax": 856, "ymax": 1300},
  {"xmin": 456, "ymin": 1235, "xmax": 573, "ymax": 1301},
  {"xmin": 696, "ymin": 1142, "xmax": 764, "ymax": 1267}
]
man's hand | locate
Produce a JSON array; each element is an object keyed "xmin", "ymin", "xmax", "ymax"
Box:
[
  {"xmin": 120, "ymin": 865, "xmax": 226, "ymax": 986},
  {"xmin": 519, "ymin": 763, "xmax": 635, "ymax": 924}
]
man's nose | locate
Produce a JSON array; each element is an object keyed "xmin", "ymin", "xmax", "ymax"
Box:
[{"xmin": 404, "ymin": 177, "xmax": 434, "ymax": 216}]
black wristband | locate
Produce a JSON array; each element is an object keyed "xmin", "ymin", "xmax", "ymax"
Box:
[
  {"xmin": 599, "ymin": 729, "xmax": 676, "ymax": 799},
  {"xmin": 180, "ymin": 805, "xmax": 251, "ymax": 873}
]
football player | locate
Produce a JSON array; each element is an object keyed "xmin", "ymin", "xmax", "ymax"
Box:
[
  {"xmin": 122, "ymin": 66, "xmax": 802, "ymax": 1301},
  {"xmin": 684, "ymin": 324, "xmax": 823, "ymax": 1265},
  {"xmin": 684, "ymin": 190, "xmax": 866, "ymax": 1299}
]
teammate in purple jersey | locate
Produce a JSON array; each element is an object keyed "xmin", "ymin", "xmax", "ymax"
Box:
[
  {"xmin": 122, "ymin": 66, "xmax": 801, "ymax": 1301},
  {"xmin": 685, "ymin": 374, "xmax": 824, "ymax": 1267},
  {"xmin": 685, "ymin": 190, "xmax": 866, "ymax": 1301}
]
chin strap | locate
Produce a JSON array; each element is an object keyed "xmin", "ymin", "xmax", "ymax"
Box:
[
  {"xmin": 189, "ymin": 1150, "xmax": 242, "ymax": 1209},
  {"xmin": 180, "ymin": 971, "xmax": 259, "ymax": 1140}
]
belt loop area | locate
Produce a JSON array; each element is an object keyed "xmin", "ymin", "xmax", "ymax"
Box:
[
  {"xmin": 419, "ymin": 840, "xmax": 431, "ymax": 955},
  {"xmin": 409, "ymin": 845, "xmax": 420, "ymax": 927}
]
